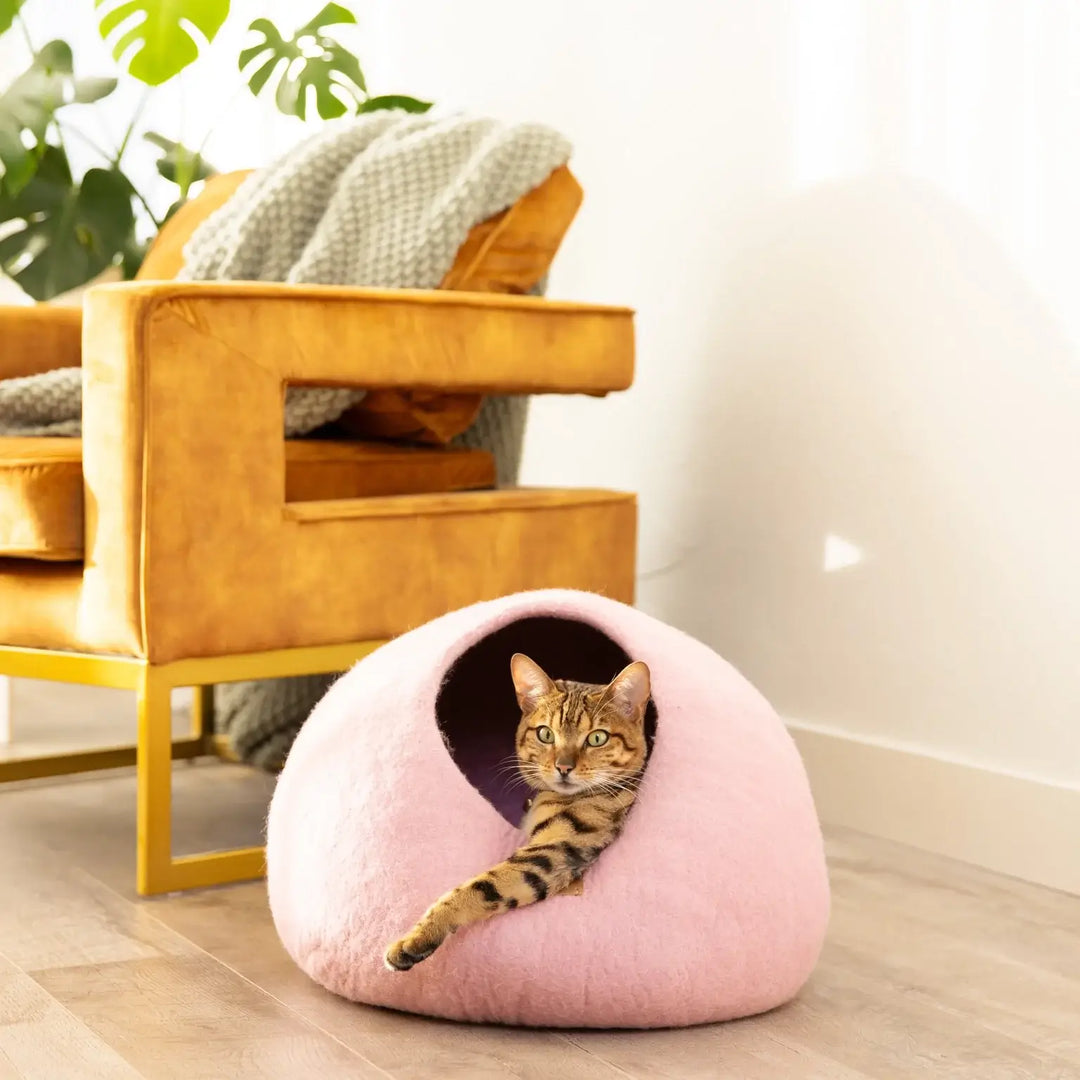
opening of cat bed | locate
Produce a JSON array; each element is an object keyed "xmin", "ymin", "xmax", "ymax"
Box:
[{"xmin": 435, "ymin": 616, "xmax": 659, "ymax": 825}]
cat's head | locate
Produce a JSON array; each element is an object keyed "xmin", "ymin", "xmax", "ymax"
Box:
[{"xmin": 510, "ymin": 654, "xmax": 651, "ymax": 795}]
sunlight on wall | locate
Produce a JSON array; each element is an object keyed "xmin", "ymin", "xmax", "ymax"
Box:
[
  {"xmin": 789, "ymin": 0, "xmax": 1080, "ymax": 344},
  {"xmin": 791, "ymin": 0, "xmax": 869, "ymax": 187},
  {"xmin": 823, "ymin": 534, "xmax": 864, "ymax": 573}
]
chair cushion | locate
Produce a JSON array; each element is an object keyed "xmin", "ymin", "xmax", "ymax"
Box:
[
  {"xmin": 0, "ymin": 437, "xmax": 495, "ymax": 562},
  {"xmin": 282, "ymin": 440, "xmax": 494, "ymax": 503},
  {"xmin": 0, "ymin": 439, "xmax": 83, "ymax": 560}
]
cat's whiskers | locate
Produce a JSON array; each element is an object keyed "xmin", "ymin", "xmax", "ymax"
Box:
[
  {"xmin": 486, "ymin": 754, "xmax": 545, "ymax": 797},
  {"xmin": 586, "ymin": 773, "xmax": 639, "ymax": 798},
  {"xmin": 513, "ymin": 761, "xmax": 546, "ymax": 791}
]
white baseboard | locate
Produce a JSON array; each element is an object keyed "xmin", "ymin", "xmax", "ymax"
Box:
[{"xmin": 787, "ymin": 720, "xmax": 1080, "ymax": 896}]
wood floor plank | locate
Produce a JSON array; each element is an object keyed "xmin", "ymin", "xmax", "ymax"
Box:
[
  {"xmin": 826, "ymin": 828, "xmax": 1080, "ymax": 982},
  {"xmin": 0, "ymin": 831, "xmax": 385, "ymax": 1078},
  {"xmin": 777, "ymin": 958, "xmax": 1080, "ymax": 1080},
  {"xmin": 0, "ymin": 866, "xmax": 194, "ymax": 975},
  {"xmin": 148, "ymin": 887, "xmax": 629, "ymax": 1080},
  {"xmin": 826, "ymin": 871, "xmax": 1080, "ymax": 1063},
  {"xmin": 0, "ymin": 953, "xmax": 142, "ymax": 1080},
  {"xmin": 32, "ymin": 954, "xmax": 384, "ymax": 1080},
  {"xmin": 566, "ymin": 1022, "xmax": 875, "ymax": 1080}
]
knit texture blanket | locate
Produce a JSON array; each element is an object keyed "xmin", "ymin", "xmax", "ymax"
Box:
[
  {"xmin": 0, "ymin": 112, "xmax": 570, "ymax": 768},
  {"xmin": 0, "ymin": 113, "xmax": 569, "ymax": 443}
]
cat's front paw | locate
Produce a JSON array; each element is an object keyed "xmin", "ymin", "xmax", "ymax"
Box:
[
  {"xmin": 563, "ymin": 874, "xmax": 586, "ymax": 897},
  {"xmin": 384, "ymin": 929, "xmax": 442, "ymax": 972}
]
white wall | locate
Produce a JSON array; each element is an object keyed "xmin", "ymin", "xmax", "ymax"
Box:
[
  {"xmin": 5, "ymin": 2, "xmax": 1080, "ymax": 875},
  {"xmin": 366, "ymin": 0, "xmax": 1080, "ymax": 790},
  {"xmin": 356, "ymin": 0, "xmax": 1080, "ymax": 884}
]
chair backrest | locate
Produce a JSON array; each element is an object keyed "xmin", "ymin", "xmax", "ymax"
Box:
[
  {"xmin": 134, "ymin": 162, "xmax": 584, "ymax": 444},
  {"xmin": 136, "ymin": 171, "xmax": 252, "ymax": 281},
  {"xmin": 137, "ymin": 165, "xmax": 583, "ymax": 290}
]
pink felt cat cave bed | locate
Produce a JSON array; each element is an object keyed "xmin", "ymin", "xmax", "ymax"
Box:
[{"xmin": 266, "ymin": 589, "xmax": 829, "ymax": 1028}]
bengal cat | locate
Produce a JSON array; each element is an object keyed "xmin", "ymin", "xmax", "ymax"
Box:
[{"xmin": 384, "ymin": 652, "xmax": 651, "ymax": 971}]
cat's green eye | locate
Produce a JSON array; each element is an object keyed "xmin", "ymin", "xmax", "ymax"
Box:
[
  {"xmin": 586, "ymin": 730, "xmax": 610, "ymax": 747},
  {"xmin": 536, "ymin": 725, "xmax": 555, "ymax": 744}
]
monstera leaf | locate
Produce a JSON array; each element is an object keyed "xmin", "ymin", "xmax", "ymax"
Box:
[
  {"xmin": 239, "ymin": 3, "xmax": 369, "ymax": 121},
  {"xmin": 0, "ymin": 41, "xmax": 115, "ymax": 195},
  {"xmin": 30, "ymin": 40, "xmax": 117, "ymax": 106},
  {"xmin": 0, "ymin": 0, "xmax": 26, "ymax": 35},
  {"xmin": 144, "ymin": 131, "xmax": 215, "ymax": 189},
  {"xmin": 0, "ymin": 145, "xmax": 135, "ymax": 300},
  {"xmin": 96, "ymin": 0, "xmax": 230, "ymax": 86},
  {"xmin": 357, "ymin": 94, "xmax": 432, "ymax": 115}
]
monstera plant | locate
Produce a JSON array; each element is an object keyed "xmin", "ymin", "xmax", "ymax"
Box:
[{"xmin": 0, "ymin": 0, "xmax": 430, "ymax": 300}]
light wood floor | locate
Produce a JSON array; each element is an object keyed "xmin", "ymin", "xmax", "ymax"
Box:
[{"xmin": 1, "ymin": 686, "xmax": 1078, "ymax": 1078}]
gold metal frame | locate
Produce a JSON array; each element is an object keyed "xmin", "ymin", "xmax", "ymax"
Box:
[{"xmin": 0, "ymin": 640, "xmax": 386, "ymax": 895}]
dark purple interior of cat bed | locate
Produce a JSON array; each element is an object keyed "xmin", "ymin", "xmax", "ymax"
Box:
[{"xmin": 435, "ymin": 616, "xmax": 658, "ymax": 825}]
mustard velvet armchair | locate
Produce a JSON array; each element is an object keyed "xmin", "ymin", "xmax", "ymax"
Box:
[{"xmin": 0, "ymin": 168, "xmax": 636, "ymax": 896}]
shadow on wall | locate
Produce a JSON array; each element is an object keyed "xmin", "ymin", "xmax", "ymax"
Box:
[{"xmin": 667, "ymin": 176, "xmax": 1080, "ymax": 784}]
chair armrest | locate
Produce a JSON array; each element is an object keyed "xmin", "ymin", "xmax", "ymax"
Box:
[
  {"xmin": 78, "ymin": 281, "xmax": 636, "ymax": 660},
  {"xmin": 86, "ymin": 280, "xmax": 634, "ymax": 393},
  {"xmin": 0, "ymin": 305, "xmax": 82, "ymax": 379}
]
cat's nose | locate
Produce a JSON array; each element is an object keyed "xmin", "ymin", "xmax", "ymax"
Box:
[{"xmin": 555, "ymin": 762, "xmax": 574, "ymax": 777}]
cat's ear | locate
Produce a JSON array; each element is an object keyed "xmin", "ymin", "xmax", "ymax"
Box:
[
  {"xmin": 600, "ymin": 661, "xmax": 651, "ymax": 722},
  {"xmin": 511, "ymin": 653, "xmax": 555, "ymax": 714}
]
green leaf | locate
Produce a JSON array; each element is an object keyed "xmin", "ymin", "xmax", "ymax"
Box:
[
  {"xmin": 357, "ymin": 94, "xmax": 432, "ymax": 115},
  {"xmin": 95, "ymin": 0, "xmax": 230, "ymax": 86},
  {"xmin": 239, "ymin": 3, "xmax": 369, "ymax": 121},
  {"xmin": 0, "ymin": 46, "xmax": 68, "ymax": 195},
  {"xmin": 296, "ymin": 2, "xmax": 356, "ymax": 36},
  {"xmin": 0, "ymin": 0, "xmax": 25, "ymax": 36},
  {"xmin": 0, "ymin": 144, "xmax": 136, "ymax": 300},
  {"xmin": 143, "ymin": 130, "xmax": 215, "ymax": 186},
  {"xmin": 0, "ymin": 42, "xmax": 118, "ymax": 194},
  {"xmin": 73, "ymin": 76, "xmax": 118, "ymax": 104},
  {"xmin": 34, "ymin": 40, "xmax": 75, "ymax": 75}
]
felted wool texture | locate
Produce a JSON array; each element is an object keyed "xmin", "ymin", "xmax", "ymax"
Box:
[{"xmin": 266, "ymin": 589, "xmax": 830, "ymax": 1029}]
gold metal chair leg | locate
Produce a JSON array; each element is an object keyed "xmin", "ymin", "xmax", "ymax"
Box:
[
  {"xmin": 136, "ymin": 667, "xmax": 265, "ymax": 895},
  {"xmin": 136, "ymin": 665, "xmax": 174, "ymax": 895},
  {"xmin": 0, "ymin": 738, "xmax": 204, "ymax": 784},
  {"xmin": 0, "ymin": 639, "xmax": 387, "ymax": 896}
]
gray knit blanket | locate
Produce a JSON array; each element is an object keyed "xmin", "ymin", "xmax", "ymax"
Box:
[
  {"xmin": 1, "ymin": 112, "xmax": 571, "ymax": 767},
  {"xmin": 1, "ymin": 113, "xmax": 570, "ymax": 441}
]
